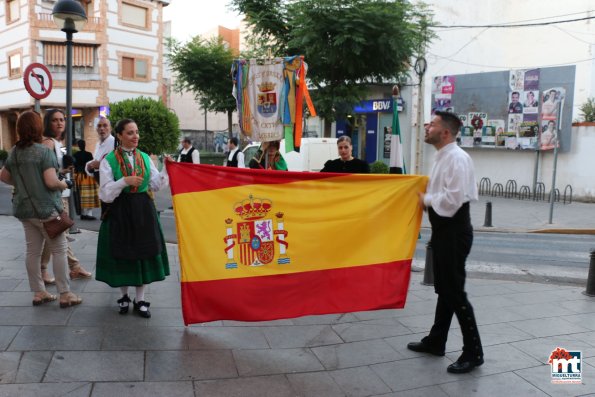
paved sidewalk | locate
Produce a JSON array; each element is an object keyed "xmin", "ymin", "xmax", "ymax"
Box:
[
  {"xmin": 425, "ymin": 195, "xmax": 595, "ymax": 234},
  {"xmin": 0, "ymin": 215, "xmax": 594, "ymax": 396}
]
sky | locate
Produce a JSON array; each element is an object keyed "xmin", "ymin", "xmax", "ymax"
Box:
[{"xmin": 163, "ymin": 1, "xmax": 244, "ymax": 42}]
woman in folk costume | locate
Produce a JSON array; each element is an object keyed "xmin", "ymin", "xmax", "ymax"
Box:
[
  {"xmin": 248, "ymin": 140, "xmax": 287, "ymax": 170},
  {"xmin": 96, "ymin": 118, "xmax": 171, "ymax": 318}
]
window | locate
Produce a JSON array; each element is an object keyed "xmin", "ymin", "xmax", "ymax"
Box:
[
  {"xmin": 121, "ymin": 2, "xmax": 148, "ymax": 29},
  {"xmin": 121, "ymin": 56, "xmax": 149, "ymax": 80},
  {"xmin": 78, "ymin": 0, "xmax": 93, "ymax": 18},
  {"xmin": 44, "ymin": 42, "xmax": 96, "ymax": 67},
  {"xmin": 8, "ymin": 52, "xmax": 21, "ymax": 78},
  {"xmin": 6, "ymin": 0, "xmax": 20, "ymax": 23}
]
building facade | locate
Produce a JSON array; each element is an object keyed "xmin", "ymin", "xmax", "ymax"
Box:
[{"xmin": 0, "ymin": 0, "xmax": 169, "ymax": 153}]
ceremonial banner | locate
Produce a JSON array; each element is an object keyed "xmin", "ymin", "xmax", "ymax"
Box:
[
  {"xmin": 247, "ymin": 59, "xmax": 284, "ymax": 142},
  {"xmin": 167, "ymin": 161, "xmax": 427, "ymax": 325}
]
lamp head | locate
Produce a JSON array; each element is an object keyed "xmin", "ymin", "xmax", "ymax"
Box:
[{"xmin": 52, "ymin": 0, "xmax": 87, "ymax": 33}]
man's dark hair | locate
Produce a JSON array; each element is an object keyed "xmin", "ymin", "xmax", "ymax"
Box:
[
  {"xmin": 435, "ymin": 111, "xmax": 463, "ymax": 136},
  {"xmin": 230, "ymin": 137, "xmax": 239, "ymax": 146},
  {"xmin": 182, "ymin": 136, "xmax": 192, "ymax": 144},
  {"xmin": 511, "ymin": 91, "xmax": 519, "ymax": 97}
]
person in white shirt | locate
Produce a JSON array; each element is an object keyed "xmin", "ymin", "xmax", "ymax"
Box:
[
  {"xmin": 85, "ymin": 116, "xmax": 115, "ymax": 217},
  {"xmin": 85, "ymin": 117, "xmax": 115, "ymax": 182},
  {"xmin": 177, "ymin": 137, "xmax": 200, "ymax": 164},
  {"xmin": 225, "ymin": 137, "xmax": 245, "ymax": 168},
  {"xmin": 407, "ymin": 111, "xmax": 484, "ymax": 374}
]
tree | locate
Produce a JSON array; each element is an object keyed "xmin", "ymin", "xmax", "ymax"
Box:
[
  {"xmin": 231, "ymin": 0, "xmax": 435, "ymax": 130},
  {"xmin": 108, "ymin": 96, "xmax": 180, "ymax": 154},
  {"xmin": 167, "ymin": 37, "xmax": 237, "ymax": 137}
]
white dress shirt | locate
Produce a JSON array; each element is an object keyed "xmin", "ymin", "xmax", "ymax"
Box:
[
  {"xmin": 86, "ymin": 135, "xmax": 115, "ymax": 176},
  {"xmin": 99, "ymin": 152, "xmax": 169, "ymax": 203},
  {"xmin": 227, "ymin": 148, "xmax": 245, "ymax": 168},
  {"xmin": 423, "ymin": 142, "xmax": 478, "ymax": 217},
  {"xmin": 177, "ymin": 146, "xmax": 200, "ymax": 164}
]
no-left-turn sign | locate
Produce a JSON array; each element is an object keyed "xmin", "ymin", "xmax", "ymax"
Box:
[{"xmin": 23, "ymin": 63, "xmax": 53, "ymax": 100}]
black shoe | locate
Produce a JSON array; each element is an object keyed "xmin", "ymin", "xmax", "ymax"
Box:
[
  {"xmin": 133, "ymin": 299, "xmax": 151, "ymax": 318},
  {"xmin": 447, "ymin": 357, "xmax": 484, "ymax": 374},
  {"xmin": 80, "ymin": 215, "xmax": 97, "ymax": 220},
  {"xmin": 407, "ymin": 341, "xmax": 445, "ymax": 356},
  {"xmin": 117, "ymin": 294, "xmax": 131, "ymax": 314}
]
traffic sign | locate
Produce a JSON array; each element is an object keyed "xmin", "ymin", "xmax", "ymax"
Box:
[{"xmin": 23, "ymin": 63, "xmax": 53, "ymax": 100}]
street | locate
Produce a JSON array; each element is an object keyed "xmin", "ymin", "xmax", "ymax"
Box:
[{"xmin": 1, "ymin": 182, "xmax": 593, "ymax": 286}]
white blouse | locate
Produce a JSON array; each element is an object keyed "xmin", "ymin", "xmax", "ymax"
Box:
[
  {"xmin": 423, "ymin": 142, "xmax": 478, "ymax": 217},
  {"xmin": 98, "ymin": 152, "xmax": 169, "ymax": 203}
]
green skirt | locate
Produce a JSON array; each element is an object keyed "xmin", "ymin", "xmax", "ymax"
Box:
[{"xmin": 95, "ymin": 217, "xmax": 170, "ymax": 287}]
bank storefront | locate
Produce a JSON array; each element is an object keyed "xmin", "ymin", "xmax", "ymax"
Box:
[{"xmin": 335, "ymin": 97, "xmax": 405, "ymax": 165}]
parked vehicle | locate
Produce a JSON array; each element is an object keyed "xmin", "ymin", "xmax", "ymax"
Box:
[{"xmin": 242, "ymin": 138, "xmax": 338, "ymax": 171}]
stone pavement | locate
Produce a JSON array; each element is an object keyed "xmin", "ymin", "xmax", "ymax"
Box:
[{"xmin": 0, "ymin": 195, "xmax": 594, "ymax": 396}]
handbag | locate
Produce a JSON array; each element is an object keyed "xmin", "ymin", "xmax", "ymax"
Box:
[
  {"xmin": 13, "ymin": 149, "xmax": 74, "ymax": 239},
  {"xmin": 40, "ymin": 210, "xmax": 74, "ymax": 239}
]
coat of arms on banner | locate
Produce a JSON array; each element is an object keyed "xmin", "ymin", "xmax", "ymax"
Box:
[
  {"xmin": 223, "ymin": 194, "xmax": 290, "ymax": 269},
  {"xmin": 257, "ymin": 82, "xmax": 277, "ymax": 117}
]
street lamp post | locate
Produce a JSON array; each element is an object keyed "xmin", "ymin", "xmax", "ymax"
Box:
[
  {"xmin": 413, "ymin": 57, "xmax": 427, "ymax": 175},
  {"xmin": 52, "ymin": 0, "xmax": 86, "ymax": 229}
]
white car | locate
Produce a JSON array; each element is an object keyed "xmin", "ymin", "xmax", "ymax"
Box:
[{"xmin": 242, "ymin": 138, "xmax": 338, "ymax": 172}]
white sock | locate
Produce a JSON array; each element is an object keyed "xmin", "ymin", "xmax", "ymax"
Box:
[{"xmin": 135, "ymin": 285, "xmax": 146, "ymax": 304}]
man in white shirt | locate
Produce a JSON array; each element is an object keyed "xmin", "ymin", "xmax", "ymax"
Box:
[
  {"xmin": 85, "ymin": 117, "xmax": 115, "ymax": 216},
  {"xmin": 177, "ymin": 137, "xmax": 200, "ymax": 164},
  {"xmin": 225, "ymin": 137, "xmax": 245, "ymax": 168},
  {"xmin": 407, "ymin": 111, "xmax": 484, "ymax": 374},
  {"xmin": 86, "ymin": 117, "xmax": 115, "ymax": 181}
]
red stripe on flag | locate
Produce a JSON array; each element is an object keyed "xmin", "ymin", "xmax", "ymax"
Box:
[
  {"xmin": 167, "ymin": 161, "xmax": 336, "ymax": 195},
  {"xmin": 180, "ymin": 260, "xmax": 411, "ymax": 324}
]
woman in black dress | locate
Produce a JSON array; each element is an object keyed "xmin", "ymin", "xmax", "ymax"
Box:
[{"xmin": 321, "ymin": 136, "xmax": 370, "ymax": 173}]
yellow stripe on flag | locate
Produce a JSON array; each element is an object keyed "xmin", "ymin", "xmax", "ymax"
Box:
[{"xmin": 174, "ymin": 174, "xmax": 427, "ymax": 283}]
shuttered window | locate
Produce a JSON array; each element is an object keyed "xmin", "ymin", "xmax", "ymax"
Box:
[
  {"xmin": 9, "ymin": 53, "xmax": 21, "ymax": 77},
  {"xmin": 121, "ymin": 2, "xmax": 148, "ymax": 28},
  {"xmin": 122, "ymin": 56, "xmax": 148, "ymax": 80},
  {"xmin": 44, "ymin": 43, "xmax": 95, "ymax": 67},
  {"xmin": 7, "ymin": 0, "xmax": 20, "ymax": 23}
]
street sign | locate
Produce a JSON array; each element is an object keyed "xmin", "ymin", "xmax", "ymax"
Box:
[{"xmin": 23, "ymin": 63, "xmax": 53, "ymax": 100}]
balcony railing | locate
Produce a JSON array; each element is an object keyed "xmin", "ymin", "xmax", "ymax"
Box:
[{"xmin": 35, "ymin": 13, "xmax": 102, "ymax": 31}]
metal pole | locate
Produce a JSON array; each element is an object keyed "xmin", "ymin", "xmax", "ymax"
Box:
[
  {"xmin": 532, "ymin": 150, "xmax": 539, "ymax": 196},
  {"xmin": 34, "ymin": 99, "xmax": 40, "ymax": 113},
  {"xmin": 548, "ymin": 102, "xmax": 563, "ymax": 224},
  {"xmin": 584, "ymin": 250, "xmax": 595, "ymax": 297},
  {"xmin": 65, "ymin": 29, "xmax": 78, "ymax": 233},
  {"xmin": 421, "ymin": 242, "xmax": 434, "ymax": 286},
  {"xmin": 483, "ymin": 201, "xmax": 493, "ymax": 227}
]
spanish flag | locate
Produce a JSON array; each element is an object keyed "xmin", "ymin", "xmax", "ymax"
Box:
[{"xmin": 167, "ymin": 161, "xmax": 427, "ymax": 325}]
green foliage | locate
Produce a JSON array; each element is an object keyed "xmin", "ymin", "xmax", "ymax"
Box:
[
  {"xmin": 108, "ymin": 97, "xmax": 180, "ymax": 155},
  {"xmin": 231, "ymin": 0, "xmax": 435, "ymax": 121},
  {"xmin": 166, "ymin": 36, "xmax": 237, "ymax": 118},
  {"xmin": 579, "ymin": 97, "xmax": 595, "ymax": 122},
  {"xmin": 370, "ymin": 161, "xmax": 389, "ymax": 174}
]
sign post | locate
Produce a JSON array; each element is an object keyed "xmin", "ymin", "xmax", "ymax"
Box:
[{"xmin": 23, "ymin": 63, "xmax": 53, "ymax": 112}]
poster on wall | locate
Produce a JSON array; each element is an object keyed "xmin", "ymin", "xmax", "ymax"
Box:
[
  {"xmin": 482, "ymin": 126, "xmax": 496, "ymax": 146},
  {"xmin": 518, "ymin": 120, "xmax": 539, "ymax": 149},
  {"xmin": 522, "ymin": 90, "xmax": 539, "ymax": 114},
  {"xmin": 432, "ymin": 75, "xmax": 456, "ymax": 95},
  {"xmin": 539, "ymin": 86, "xmax": 565, "ymax": 150},
  {"xmin": 509, "ymin": 70, "xmax": 525, "ymax": 91},
  {"xmin": 460, "ymin": 126, "xmax": 474, "ymax": 147},
  {"xmin": 508, "ymin": 91, "xmax": 523, "ymax": 114},
  {"xmin": 432, "ymin": 94, "xmax": 453, "ymax": 114}
]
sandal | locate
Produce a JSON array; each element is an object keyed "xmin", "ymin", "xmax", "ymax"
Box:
[
  {"xmin": 41, "ymin": 271, "xmax": 56, "ymax": 285},
  {"xmin": 32, "ymin": 291, "xmax": 57, "ymax": 306},
  {"xmin": 117, "ymin": 294, "xmax": 131, "ymax": 314},
  {"xmin": 59, "ymin": 292, "xmax": 83, "ymax": 308},
  {"xmin": 69, "ymin": 266, "xmax": 92, "ymax": 280}
]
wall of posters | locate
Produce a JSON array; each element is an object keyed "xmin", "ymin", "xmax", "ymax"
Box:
[{"xmin": 430, "ymin": 65, "xmax": 575, "ymax": 152}]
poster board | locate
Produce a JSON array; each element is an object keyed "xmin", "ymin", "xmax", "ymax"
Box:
[{"xmin": 431, "ymin": 66, "xmax": 575, "ymax": 152}]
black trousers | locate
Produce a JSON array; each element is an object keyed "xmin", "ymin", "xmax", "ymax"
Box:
[{"xmin": 424, "ymin": 203, "xmax": 483, "ymax": 360}]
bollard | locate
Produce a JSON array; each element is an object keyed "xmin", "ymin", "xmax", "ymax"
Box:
[
  {"xmin": 421, "ymin": 242, "xmax": 434, "ymax": 286},
  {"xmin": 483, "ymin": 201, "xmax": 493, "ymax": 227},
  {"xmin": 584, "ymin": 250, "xmax": 595, "ymax": 297}
]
